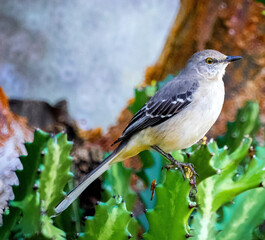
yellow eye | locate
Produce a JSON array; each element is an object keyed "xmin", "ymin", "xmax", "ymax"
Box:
[{"xmin": 206, "ymin": 58, "xmax": 213, "ymax": 64}]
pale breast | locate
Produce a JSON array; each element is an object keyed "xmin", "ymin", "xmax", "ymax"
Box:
[{"xmin": 143, "ymin": 79, "xmax": 225, "ymax": 152}]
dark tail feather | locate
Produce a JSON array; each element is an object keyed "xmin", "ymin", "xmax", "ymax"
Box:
[{"xmin": 54, "ymin": 142, "xmax": 126, "ymax": 215}]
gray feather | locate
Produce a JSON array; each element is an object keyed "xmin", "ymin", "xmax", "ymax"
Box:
[{"xmin": 113, "ymin": 76, "xmax": 199, "ymax": 144}]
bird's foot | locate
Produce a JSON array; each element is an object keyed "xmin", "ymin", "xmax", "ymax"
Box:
[
  {"xmin": 152, "ymin": 145, "xmax": 198, "ymax": 191},
  {"xmin": 163, "ymin": 160, "xmax": 198, "ymax": 191}
]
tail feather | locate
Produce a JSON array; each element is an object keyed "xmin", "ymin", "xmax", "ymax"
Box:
[{"xmin": 54, "ymin": 144, "xmax": 124, "ymax": 215}]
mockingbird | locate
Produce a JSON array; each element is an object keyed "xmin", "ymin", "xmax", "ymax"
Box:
[{"xmin": 55, "ymin": 49, "xmax": 242, "ymax": 214}]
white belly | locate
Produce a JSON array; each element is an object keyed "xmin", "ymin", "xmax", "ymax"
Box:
[{"xmin": 140, "ymin": 79, "xmax": 225, "ymax": 152}]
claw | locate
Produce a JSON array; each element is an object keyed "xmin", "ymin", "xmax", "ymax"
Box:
[{"xmin": 163, "ymin": 161, "xmax": 198, "ymax": 191}]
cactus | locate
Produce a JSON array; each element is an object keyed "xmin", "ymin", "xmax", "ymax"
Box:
[
  {"xmin": 190, "ymin": 138, "xmax": 265, "ymax": 240},
  {"xmin": 217, "ymin": 101, "xmax": 260, "ymax": 152},
  {"xmin": 39, "ymin": 133, "xmax": 73, "ymax": 216},
  {"xmin": 102, "ymin": 162, "xmax": 137, "ymax": 211},
  {"xmin": 143, "ymin": 170, "xmax": 194, "ymax": 240},
  {"xmin": 0, "ymin": 130, "xmax": 75, "ymax": 240},
  {"xmin": 1, "ymin": 75, "xmax": 264, "ymax": 240},
  {"xmin": 216, "ymin": 188, "xmax": 265, "ymax": 240},
  {"xmin": 183, "ymin": 143, "xmax": 217, "ymax": 183},
  {"xmin": 0, "ymin": 130, "xmax": 49, "ymax": 239},
  {"xmin": 79, "ymin": 196, "xmax": 137, "ymax": 240}
]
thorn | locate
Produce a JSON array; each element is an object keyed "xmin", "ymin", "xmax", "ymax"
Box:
[
  {"xmin": 112, "ymin": 195, "xmax": 116, "ymax": 198},
  {"xmin": 259, "ymin": 182, "xmax": 264, "ymax": 187},
  {"xmin": 33, "ymin": 184, "xmax": 38, "ymax": 190},
  {"xmin": 186, "ymin": 233, "xmax": 193, "ymax": 238},
  {"xmin": 128, "ymin": 234, "xmax": 132, "ymax": 239},
  {"xmin": 188, "ymin": 203, "xmax": 196, "ymax": 209},
  {"xmin": 96, "ymin": 201, "xmax": 99, "ymax": 205},
  {"xmin": 37, "ymin": 168, "xmax": 41, "ymax": 174},
  {"xmin": 248, "ymin": 146, "xmax": 255, "ymax": 159},
  {"xmin": 41, "ymin": 151, "xmax": 45, "ymax": 157},
  {"xmin": 130, "ymin": 212, "xmax": 134, "ymax": 218},
  {"xmin": 122, "ymin": 200, "xmax": 125, "ymax": 203},
  {"xmin": 195, "ymin": 203, "xmax": 200, "ymax": 208},
  {"xmin": 143, "ymin": 209, "xmax": 147, "ymax": 214},
  {"xmin": 186, "ymin": 152, "xmax": 191, "ymax": 158}
]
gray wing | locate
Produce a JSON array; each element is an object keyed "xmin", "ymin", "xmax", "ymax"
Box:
[{"xmin": 113, "ymin": 78, "xmax": 199, "ymax": 145}]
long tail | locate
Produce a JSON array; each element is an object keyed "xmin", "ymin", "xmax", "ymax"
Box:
[{"xmin": 54, "ymin": 143, "xmax": 125, "ymax": 215}]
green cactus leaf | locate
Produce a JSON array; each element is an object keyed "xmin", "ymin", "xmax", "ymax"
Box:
[
  {"xmin": 11, "ymin": 192, "xmax": 41, "ymax": 237},
  {"xmin": 217, "ymin": 101, "xmax": 260, "ymax": 152},
  {"xmin": 14, "ymin": 129, "xmax": 50, "ymax": 201},
  {"xmin": 143, "ymin": 170, "xmax": 194, "ymax": 240},
  {"xmin": 216, "ymin": 188, "xmax": 265, "ymax": 240},
  {"xmin": 0, "ymin": 207, "xmax": 20, "ymax": 240},
  {"xmin": 0, "ymin": 130, "xmax": 49, "ymax": 239},
  {"xmin": 80, "ymin": 197, "xmax": 134, "ymax": 240},
  {"xmin": 127, "ymin": 217, "xmax": 141, "ymax": 240},
  {"xmin": 41, "ymin": 215, "xmax": 66, "ymax": 240},
  {"xmin": 102, "ymin": 162, "xmax": 137, "ymax": 211},
  {"xmin": 185, "ymin": 143, "xmax": 217, "ymax": 183},
  {"xmin": 39, "ymin": 133, "xmax": 73, "ymax": 216},
  {"xmin": 191, "ymin": 138, "xmax": 265, "ymax": 240}
]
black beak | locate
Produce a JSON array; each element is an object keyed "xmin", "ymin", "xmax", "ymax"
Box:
[{"xmin": 225, "ymin": 56, "xmax": 242, "ymax": 62}]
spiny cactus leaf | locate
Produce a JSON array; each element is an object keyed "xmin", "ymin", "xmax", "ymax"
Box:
[
  {"xmin": 127, "ymin": 217, "xmax": 141, "ymax": 239},
  {"xmin": 143, "ymin": 170, "xmax": 194, "ymax": 240},
  {"xmin": 102, "ymin": 162, "xmax": 136, "ymax": 211},
  {"xmin": 216, "ymin": 188, "xmax": 265, "ymax": 240},
  {"xmin": 39, "ymin": 133, "xmax": 73, "ymax": 216},
  {"xmin": 11, "ymin": 192, "xmax": 41, "ymax": 238},
  {"xmin": 41, "ymin": 215, "xmax": 66, "ymax": 240},
  {"xmin": 191, "ymin": 138, "xmax": 265, "ymax": 240},
  {"xmin": 53, "ymin": 179, "xmax": 81, "ymax": 238},
  {"xmin": 14, "ymin": 129, "xmax": 50, "ymax": 201},
  {"xmin": 217, "ymin": 101, "xmax": 260, "ymax": 152},
  {"xmin": 0, "ymin": 130, "xmax": 49, "ymax": 239},
  {"xmin": 184, "ymin": 143, "xmax": 217, "ymax": 183},
  {"xmin": 0, "ymin": 207, "xmax": 20, "ymax": 240},
  {"xmin": 79, "ymin": 197, "xmax": 134, "ymax": 240}
]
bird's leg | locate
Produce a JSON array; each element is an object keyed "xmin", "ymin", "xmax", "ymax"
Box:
[{"xmin": 151, "ymin": 145, "xmax": 198, "ymax": 190}]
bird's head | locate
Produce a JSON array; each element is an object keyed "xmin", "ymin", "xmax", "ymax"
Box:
[{"xmin": 185, "ymin": 49, "xmax": 242, "ymax": 80}]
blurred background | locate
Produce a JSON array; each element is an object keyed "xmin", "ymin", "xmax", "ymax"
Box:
[
  {"xmin": 0, "ymin": 1, "xmax": 265, "ymax": 239},
  {"xmin": 0, "ymin": 0, "xmax": 179, "ymax": 130}
]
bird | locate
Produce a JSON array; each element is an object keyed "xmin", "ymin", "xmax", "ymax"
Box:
[{"xmin": 55, "ymin": 49, "xmax": 242, "ymax": 215}]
